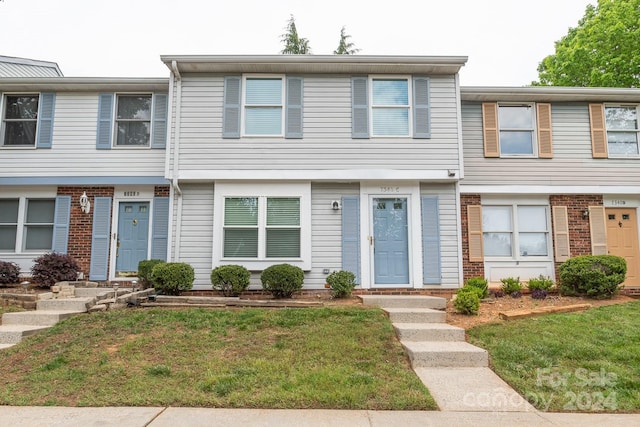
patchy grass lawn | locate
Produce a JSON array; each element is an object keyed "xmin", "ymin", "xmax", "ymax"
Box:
[
  {"xmin": 468, "ymin": 300, "xmax": 640, "ymax": 412},
  {"xmin": 0, "ymin": 307, "xmax": 436, "ymax": 410}
]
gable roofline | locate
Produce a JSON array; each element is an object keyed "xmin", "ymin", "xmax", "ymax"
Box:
[
  {"xmin": 0, "ymin": 77, "xmax": 169, "ymax": 92},
  {"xmin": 161, "ymin": 54, "xmax": 468, "ymax": 75},
  {"xmin": 461, "ymin": 86, "xmax": 640, "ymax": 103},
  {"xmin": 0, "ymin": 55, "xmax": 63, "ymax": 76}
]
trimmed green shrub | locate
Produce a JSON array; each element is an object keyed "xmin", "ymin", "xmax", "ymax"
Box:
[
  {"xmin": 559, "ymin": 255, "xmax": 626, "ymax": 299},
  {"xmin": 527, "ymin": 275, "xmax": 554, "ymax": 292},
  {"xmin": 150, "ymin": 262, "xmax": 195, "ymax": 295},
  {"xmin": 0, "ymin": 261, "xmax": 21, "ymax": 285},
  {"xmin": 31, "ymin": 253, "xmax": 80, "ymax": 287},
  {"xmin": 326, "ymin": 270, "xmax": 357, "ymax": 298},
  {"xmin": 454, "ymin": 286, "xmax": 481, "ymax": 315},
  {"xmin": 465, "ymin": 276, "xmax": 489, "ymax": 299},
  {"xmin": 211, "ymin": 264, "xmax": 251, "ymax": 297},
  {"xmin": 260, "ymin": 263, "xmax": 304, "ymax": 298},
  {"xmin": 138, "ymin": 259, "xmax": 165, "ymax": 289},
  {"xmin": 500, "ymin": 277, "xmax": 523, "ymax": 297}
]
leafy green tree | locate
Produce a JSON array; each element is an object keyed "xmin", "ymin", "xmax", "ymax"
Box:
[
  {"xmin": 334, "ymin": 26, "xmax": 360, "ymax": 55},
  {"xmin": 535, "ymin": 0, "xmax": 640, "ymax": 87},
  {"xmin": 280, "ymin": 15, "xmax": 311, "ymax": 54}
]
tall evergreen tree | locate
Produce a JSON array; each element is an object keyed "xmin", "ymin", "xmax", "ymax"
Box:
[
  {"xmin": 334, "ymin": 26, "xmax": 360, "ymax": 55},
  {"xmin": 280, "ymin": 15, "xmax": 311, "ymax": 55}
]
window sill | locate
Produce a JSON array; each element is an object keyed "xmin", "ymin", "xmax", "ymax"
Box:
[{"xmin": 216, "ymin": 259, "xmax": 310, "ymax": 272}]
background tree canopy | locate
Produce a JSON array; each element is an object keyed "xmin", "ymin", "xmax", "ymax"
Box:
[{"xmin": 535, "ymin": 0, "xmax": 640, "ymax": 87}]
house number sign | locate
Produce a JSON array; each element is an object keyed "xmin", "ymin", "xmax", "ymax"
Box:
[
  {"xmin": 123, "ymin": 191, "xmax": 140, "ymax": 197},
  {"xmin": 380, "ymin": 186, "xmax": 401, "ymax": 193},
  {"xmin": 610, "ymin": 200, "xmax": 627, "ymax": 206}
]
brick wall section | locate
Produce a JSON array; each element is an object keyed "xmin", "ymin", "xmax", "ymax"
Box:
[
  {"xmin": 460, "ymin": 194, "xmax": 484, "ymax": 282},
  {"xmin": 549, "ymin": 194, "xmax": 603, "ymax": 278},
  {"xmin": 57, "ymin": 187, "xmax": 115, "ymax": 278},
  {"xmin": 154, "ymin": 186, "xmax": 170, "ymax": 197}
]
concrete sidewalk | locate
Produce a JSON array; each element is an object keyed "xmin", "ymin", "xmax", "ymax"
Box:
[{"xmin": 1, "ymin": 406, "xmax": 639, "ymax": 427}]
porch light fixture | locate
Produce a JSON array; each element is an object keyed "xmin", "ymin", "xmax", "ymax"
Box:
[
  {"xmin": 79, "ymin": 192, "xmax": 91, "ymax": 214},
  {"xmin": 582, "ymin": 209, "xmax": 589, "ymax": 219},
  {"xmin": 331, "ymin": 200, "xmax": 341, "ymax": 210}
]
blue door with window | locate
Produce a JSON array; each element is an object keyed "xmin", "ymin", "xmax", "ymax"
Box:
[
  {"xmin": 373, "ymin": 197, "xmax": 409, "ymax": 284},
  {"xmin": 116, "ymin": 202, "xmax": 149, "ymax": 274}
]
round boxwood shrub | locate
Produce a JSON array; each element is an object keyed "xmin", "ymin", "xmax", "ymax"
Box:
[
  {"xmin": 138, "ymin": 259, "xmax": 165, "ymax": 289},
  {"xmin": 31, "ymin": 252, "xmax": 80, "ymax": 287},
  {"xmin": 260, "ymin": 263, "xmax": 304, "ymax": 298},
  {"xmin": 326, "ymin": 270, "xmax": 357, "ymax": 298},
  {"xmin": 211, "ymin": 264, "xmax": 251, "ymax": 297},
  {"xmin": 454, "ymin": 286, "xmax": 481, "ymax": 315},
  {"xmin": 0, "ymin": 261, "xmax": 21, "ymax": 285},
  {"xmin": 150, "ymin": 262, "xmax": 194, "ymax": 295},
  {"xmin": 559, "ymin": 255, "xmax": 626, "ymax": 299},
  {"xmin": 465, "ymin": 276, "xmax": 488, "ymax": 299}
]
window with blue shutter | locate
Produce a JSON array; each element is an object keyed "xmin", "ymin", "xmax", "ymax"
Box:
[
  {"xmin": 151, "ymin": 197, "xmax": 169, "ymax": 260},
  {"xmin": 89, "ymin": 197, "xmax": 112, "ymax": 280},
  {"xmin": 421, "ymin": 196, "xmax": 441, "ymax": 284},
  {"xmin": 351, "ymin": 77, "xmax": 369, "ymax": 138},
  {"xmin": 413, "ymin": 77, "xmax": 431, "ymax": 139},
  {"xmin": 36, "ymin": 93, "xmax": 55, "ymax": 148},
  {"xmin": 151, "ymin": 94, "xmax": 168, "ymax": 149},
  {"xmin": 52, "ymin": 195, "xmax": 71, "ymax": 254},
  {"xmin": 96, "ymin": 94, "xmax": 113, "ymax": 150},
  {"xmin": 223, "ymin": 76, "xmax": 242, "ymax": 138},
  {"xmin": 341, "ymin": 196, "xmax": 361, "ymax": 284}
]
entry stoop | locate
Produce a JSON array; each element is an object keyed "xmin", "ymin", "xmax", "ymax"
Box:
[
  {"xmin": 359, "ymin": 295, "xmax": 446, "ymax": 310},
  {"xmin": 394, "ymin": 323, "xmax": 465, "ymax": 342},
  {"xmin": 403, "ymin": 341, "xmax": 488, "ymax": 368}
]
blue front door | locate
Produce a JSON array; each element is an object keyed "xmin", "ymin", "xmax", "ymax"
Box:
[
  {"xmin": 116, "ymin": 202, "xmax": 150, "ymax": 274},
  {"xmin": 373, "ymin": 197, "xmax": 409, "ymax": 285}
]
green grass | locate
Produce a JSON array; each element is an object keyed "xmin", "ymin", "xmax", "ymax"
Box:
[
  {"xmin": 469, "ymin": 301, "xmax": 640, "ymax": 412},
  {"xmin": 0, "ymin": 307, "xmax": 436, "ymax": 409},
  {"xmin": 0, "ymin": 303, "xmax": 24, "ymax": 318}
]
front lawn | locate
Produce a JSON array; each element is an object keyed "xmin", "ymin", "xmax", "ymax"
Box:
[
  {"xmin": 0, "ymin": 307, "xmax": 436, "ymax": 409},
  {"xmin": 468, "ymin": 300, "xmax": 640, "ymax": 412}
]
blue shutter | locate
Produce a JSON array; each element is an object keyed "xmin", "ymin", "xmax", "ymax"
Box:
[
  {"xmin": 223, "ymin": 76, "xmax": 241, "ymax": 138},
  {"xmin": 285, "ymin": 76, "xmax": 303, "ymax": 138},
  {"xmin": 96, "ymin": 94, "xmax": 113, "ymax": 149},
  {"xmin": 421, "ymin": 196, "xmax": 441, "ymax": 284},
  {"xmin": 341, "ymin": 196, "xmax": 361, "ymax": 284},
  {"xmin": 36, "ymin": 93, "xmax": 55, "ymax": 149},
  {"xmin": 151, "ymin": 197, "xmax": 169, "ymax": 261},
  {"xmin": 413, "ymin": 77, "xmax": 431, "ymax": 138},
  {"xmin": 351, "ymin": 77, "xmax": 369, "ymax": 138},
  {"xmin": 151, "ymin": 93, "xmax": 168, "ymax": 149},
  {"xmin": 52, "ymin": 195, "xmax": 71, "ymax": 254},
  {"xmin": 89, "ymin": 197, "xmax": 112, "ymax": 280}
]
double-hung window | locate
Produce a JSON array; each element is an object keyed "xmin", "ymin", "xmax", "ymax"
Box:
[
  {"xmin": 2, "ymin": 94, "xmax": 39, "ymax": 146},
  {"xmin": 115, "ymin": 94, "xmax": 152, "ymax": 146},
  {"xmin": 243, "ymin": 77, "xmax": 284, "ymax": 136},
  {"xmin": 0, "ymin": 198, "xmax": 55, "ymax": 252},
  {"xmin": 482, "ymin": 204, "xmax": 549, "ymax": 259},
  {"xmin": 605, "ymin": 105, "xmax": 639, "ymax": 156},
  {"xmin": 371, "ymin": 78, "xmax": 410, "ymax": 136},
  {"xmin": 498, "ymin": 105, "xmax": 535, "ymax": 155}
]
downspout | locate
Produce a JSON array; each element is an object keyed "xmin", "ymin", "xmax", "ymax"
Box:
[{"xmin": 171, "ymin": 60, "xmax": 184, "ymax": 261}]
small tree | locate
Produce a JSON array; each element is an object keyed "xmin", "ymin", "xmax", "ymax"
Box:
[
  {"xmin": 333, "ymin": 26, "xmax": 360, "ymax": 55},
  {"xmin": 280, "ymin": 15, "xmax": 311, "ymax": 54}
]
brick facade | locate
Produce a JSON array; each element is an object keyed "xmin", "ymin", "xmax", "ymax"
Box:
[
  {"xmin": 154, "ymin": 186, "xmax": 170, "ymax": 197},
  {"xmin": 460, "ymin": 193, "xmax": 484, "ymax": 282},
  {"xmin": 56, "ymin": 187, "xmax": 115, "ymax": 278}
]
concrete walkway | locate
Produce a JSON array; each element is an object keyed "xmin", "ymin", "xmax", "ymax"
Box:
[{"xmin": 1, "ymin": 406, "xmax": 639, "ymax": 427}]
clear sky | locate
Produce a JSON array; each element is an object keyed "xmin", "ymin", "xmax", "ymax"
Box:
[{"xmin": 1, "ymin": 0, "xmax": 595, "ymax": 86}]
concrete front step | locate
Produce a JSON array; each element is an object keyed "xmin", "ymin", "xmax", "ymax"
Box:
[
  {"xmin": 36, "ymin": 297, "xmax": 94, "ymax": 312},
  {"xmin": 0, "ymin": 343, "xmax": 15, "ymax": 349},
  {"xmin": 2, "ymin": 310, "xmax": 84, "ymax": 326},
  {"xmin": 402, "ymin": 341, "xmax": 488, "ymax": 368},
  {"xmin": 360, "ymin": 295, "xmax": 446, "ymax": 310},
  {"xmin": 394, "ymin": 323, "xmax": 466, "ymax": 342},
  {"xmin": 0, "ymin": 324, "xmax": 50, "ymax": 344},
  {"xmin": 384, "ymin": 307, "xmax": 446, "ymax": 324}
]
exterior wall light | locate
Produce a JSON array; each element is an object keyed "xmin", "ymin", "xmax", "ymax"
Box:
[
  {"xmin": 79, "ymin": 191, "xmax": 91, "ymax": 214},
  {"xmin": 331, "ymin": 200, "xmax": 341, "ymax": 210}
]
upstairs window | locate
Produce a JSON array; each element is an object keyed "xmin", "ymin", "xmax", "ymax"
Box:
[
  {"xmin": 115, "ymin": 95, "xmax": 152, "ymax": 146},
  {"xmin": 605, "ymin": 106, "xmax": 638, "ymax": 156},
  {"xmin": 2, "ymin": 95, "xmax": 39, "ymax": 146},
  {"xmin": 498, "ymin": 105, "xmax": 535, "ymax": 155},
  {"xmin": 243, "ymin": 77, "xmax": 284, "ymax": 136},
  {"xmin": 371, "ymin": 78, "xmax": 410, "ymax": 136}
]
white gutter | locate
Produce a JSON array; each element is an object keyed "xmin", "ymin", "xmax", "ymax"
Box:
[{"xmin": 171, "ymin": 60, "xmax": 183, "ymax": 260}]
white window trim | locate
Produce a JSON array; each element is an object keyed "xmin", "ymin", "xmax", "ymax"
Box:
[
  {"xmin": 113, "ymin": 93, "xmax": 153, "ymax": 149},
  {"xmin": 604, "ymin": 104, "xmax": 640, "ymax": 158},
  {"xmin": 481, "ymin": 199, "xmax": 552, "ymax": 262},
  {"xmin": 0, "ymin": 191, "xmax": 57, "ymax": 254},
  {"xmin": 369, "ymin": 75, "xmax": 412, "ymax": 138},
  {"xmin": 241, "ymin": 74, "xmax": 285, "ymax": 138},
  {"xmin": 0, "ymin": 93, "xmax": 40, "ymax": 149},
  {"xmin": 498, "ymin": 103, "xmax": 538, "ymax": 158},
  {"xmin": 212, "ymin": 182, "xmax": 311, "ymax": 271}
]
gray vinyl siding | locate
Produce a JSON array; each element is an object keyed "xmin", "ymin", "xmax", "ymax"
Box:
[
  {"xmin": 462, "ymin": 102, "xmax": 640, "ymax": 186},
  {"xmin": 420, "ymin": 183, "xmax": 460, "ymax": 287},
  {"xmin": 169, "ymin": 74, "xmax": 461, "ymax": 173},
  {"xmin": 1, "ymin": 93, "xmax": 165, "ymax": 177}
]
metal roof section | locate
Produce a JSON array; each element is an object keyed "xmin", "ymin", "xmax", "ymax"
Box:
[
  {"xmin": 461, "ymin": 86, "xmax": 640, "ymax": 103},
  {"xmin": 0, "ymin": 55, "xmax": 64, "ymax": 77},
  {"xmin": 161, "ymin": 54, "xmax": 468, "ymax": 75},
  {"xmin": 0, "ymin": 77, "xmax": 169, "ymax": 92}
]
